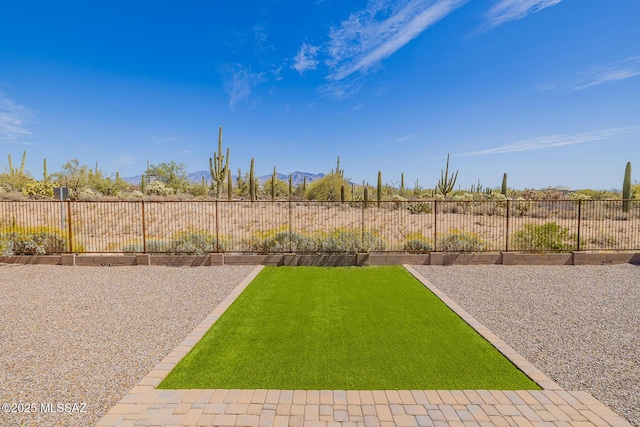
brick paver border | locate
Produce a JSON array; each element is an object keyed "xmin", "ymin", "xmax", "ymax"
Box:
[{"xmin": 96, "ymin": 265, "xmax": 633, "ymax": 426}]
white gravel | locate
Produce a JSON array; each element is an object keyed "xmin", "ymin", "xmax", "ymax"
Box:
[
  {"xmin": 0, "ymin": 264, "xmax": 255, "ymax": 427},
  {"xmin": 414, "ymin": 264, "xmax": 640, "ymax": 427}
]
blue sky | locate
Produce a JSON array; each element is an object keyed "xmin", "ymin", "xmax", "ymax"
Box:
[{"xmin": 1, "ymin": 0, "xmax": 639, "ymax": 190}]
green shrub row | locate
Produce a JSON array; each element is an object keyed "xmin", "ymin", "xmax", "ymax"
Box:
[{"xmin": 1, "ymin": 226, "xmax": 68, "ymax": 255}]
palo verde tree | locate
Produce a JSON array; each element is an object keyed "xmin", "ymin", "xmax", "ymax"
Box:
[
  {"xmin": 305, "ymin": 156, "xmax": 351, "ymax": 201},
  {"xmin": 436, "ymin": 153, "xmax": 458, "ymax": 198},
  {"xmin": 145, "ymin": 161, "xmax": 191, "ymax": 193},
  {"xmin": 209, "ymin": 125, "xmax": 229, "ymax": 199}
]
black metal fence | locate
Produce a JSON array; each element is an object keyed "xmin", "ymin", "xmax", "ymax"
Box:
[{"xmin": 1, "ymin": 199, "xmax": 639, "ymax": 254}]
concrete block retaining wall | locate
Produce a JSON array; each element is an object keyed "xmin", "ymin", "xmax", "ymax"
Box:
[{"xmin": 1, "ymin": 252, "xmax": 639, "ymax": 267}]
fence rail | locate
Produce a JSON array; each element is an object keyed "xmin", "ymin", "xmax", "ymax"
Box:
[{"xmin": 1, "ymin": 199, "xmax": 639, "ymax": 254}]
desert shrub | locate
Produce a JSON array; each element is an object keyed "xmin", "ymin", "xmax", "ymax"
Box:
[
  {"xmin": 122, "ymin": 231, "xmax": 222, "ymax": 254},
  {"xmin": 407, "ymin": 202, "xmax": 432, "ymax": 214},
  {"xmin": 145, "ymin": 240, "xmax": 171, "ymax": 253},
  {"xmin": 305, "ymin": 173, "xmax": 351, "ymax": 201},
  {"xmin": 390, "ymin": 194, "xmax": 407, "ymax": 209},
  {"xmin": 264, "ymin": 176, "xmax": 289, "ymax": 199},
  {"xmin": 126, "ymin": 190, "xmax": 145, "ymax": 198},
  {"xmin": 1, "ymin": 226, "xmax": 67, "ymax": 255},
  {"xmin": 453, "ymin": 192, "xmax": 475, "ymax": 214},
  {"xmin": 571, "ymin": 192, "xmax": 591, "ymax": 201},
  {"xmin": 403, "ymin": 232, "xmax": 432, "ymax": 252},
  {"xmin": 511, "ymin": 222, "xmax": 577, "ymax": 252},
  {"xmin": 188, "ymin": 183, "xmax": 210, "ymax": 198},
  {"xmin": 514, "ymin": 197, "xmax": 532, "ymax": 216},
  {"xmin": 121, "ymin": 243, "xmax": 143, "ymax": 254},
  {"xmin": 437, "ymin": 229, "xmax": 484, "ymax": 252},
  {"xmin": 404, "ymin": 239, "xmax": 432, "ymax": 252},
  {"xmin": 172, "ymin": 230, "xmax": 221, "ymax": 254},
  {"xmin": 256, "ymin": 231, "xmax": 320, "ymax": 252},
  {"xmin": 587, "ymin": 233, "xmax": 617, "ymax": 249},
  {"xmin": 145, "ymin": 180, "xmax": 175, "ymax": 196},
  {"xmin": 21, "ymin": 180, "xmax": 55, "ymax": 198},
  {"xmin": 0, "ymin": 171, "xmax": 34, "ymax": 192},
  {"xmin": 318, "ymin": 228, "xmax": 386, "ymax": 252}
]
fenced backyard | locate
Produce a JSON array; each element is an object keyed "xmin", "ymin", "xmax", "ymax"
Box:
[{"xmin": 1, "ymin": 199, "xmax": 639, "ymax": 254}]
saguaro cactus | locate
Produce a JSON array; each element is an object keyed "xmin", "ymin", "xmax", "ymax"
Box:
[
  {"xmin": 43, "ymin": 158, "xmax": 48, "ymax": 181},
  {"xmin": 227, "ymin": 169, "xmax": 233, "ymax": 201},
  {"xmin": 288, "ymin": 174, "xmax": 293, "ymax": 199},
  {"xmin": 141, "ymin": 174, "xmax": 146, "ymax": 194},
  {"xmin": 209, "ymin": 126, "xmax": 229, "ymax": 199},
  {"xmin": 8, "ymin": 151, "xmax": 27, "ymax": 175},
  {"xmin": 437, "ymin": 153, "xmax": 458, "ymax": 198},
  {"xmin": 271, "ymin": 166, "xmax": 277, "ymax": 200},
  {"xmin": 340, "ymin": 184, "xmax": 345, "ymax": 203},
  {"xmin": 249, "ymin": 158, "xmax": 256, "ymax": 202},
  {"xmin": 336, "ymin": 156, "xmax": 343, "ymax": 177},
  {"xmin": 623, "ymin": 162, "xmax": 632, "ymax": 213},
  {"xmin": 501, "ymin": 173, "xmax": 508, "ymax": 197}
]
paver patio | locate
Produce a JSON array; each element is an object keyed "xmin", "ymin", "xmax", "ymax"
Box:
[{"xmin": 96, "ymin": 265, "xmax": 633, "ymax": 427}]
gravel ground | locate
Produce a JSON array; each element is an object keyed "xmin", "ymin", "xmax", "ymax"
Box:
[
  {"xmin": 0, "ymin": 264, "xmax": 255, "ymax": 427},
  {"xmin": 414, "ymin": 264, "xmax": 639, "ymax": 427},
  {"xmin": 1, "ymin": 263, "xmax": 638, "ymax": 426}
]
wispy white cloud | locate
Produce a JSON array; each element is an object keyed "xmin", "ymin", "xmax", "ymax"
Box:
[
  {"xmin": 219, "ymin": 64, "xmax": 270, "ymax": 107},
  {"xmin": 326, "ymin": 0, "xmax": 468, "ymax": 81},
  {"xmin": 461, "ymin": 127, "xmax": 638, "ymax": 156},
  {"xmin": 570, "ymin": 56, "xmax": 640, "ymax": 91},
  {"xmin": 0, "ymin": 90, "xmax": 35, "ymax": 141},
  {"xmin": 293, "ymin": 42, "xmax": 320, "ymax": 75},
  {"xmin": 484, "ymin": 0, "xmax": 562, "ymax": 28}
]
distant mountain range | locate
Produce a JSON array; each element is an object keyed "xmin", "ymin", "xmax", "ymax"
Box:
[{"xmin": 124, "ymin": 171, "xmax": 325, "ymax": 187}]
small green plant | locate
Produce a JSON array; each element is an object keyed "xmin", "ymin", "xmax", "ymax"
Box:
[
  {"xmin": 437, "ymin": 229, "xmax": 484, "ymax": 252},
  {"xmin": 511, "ymin": 222, "xmax": 577, "ymax": 252}
]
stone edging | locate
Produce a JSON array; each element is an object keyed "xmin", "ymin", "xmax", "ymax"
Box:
[{"xmin": 1, "ymin": 251, "xmax": 639, "ymax": 267}]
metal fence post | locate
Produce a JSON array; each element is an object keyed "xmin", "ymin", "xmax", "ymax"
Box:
[
  {"xmin": 433, "ymin": 200, "xmax": 438, "ymax": 252},
  {"xmin": 66, "ymin": 200, "xmax": 73, "ymax": 253},
  {"xmin": 215, "ymin": 199, "xmax": 220, "ymax": 252},
  {"xmin": 576, "ymin": 199, "xmax": 582, "ymax": 251},
  {"xmin": 141, "ymin": 200, "xmax": 146, "ymax": 253},
  {"xmin": 361, "ymin": 200, "xmax": 365, "ymax": 247},
  {"xmin": 288, "ymin": 199, "xmax": 293, "ymax": 253},
  {"xmin": 505, "ymin": 200, "xmax": 510, "ymax": 252}
]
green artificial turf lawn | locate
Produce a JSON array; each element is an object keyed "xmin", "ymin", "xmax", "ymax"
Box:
[{"xmin": 159, "ymin": 266, "xmax": 540, "ymax": 390}]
